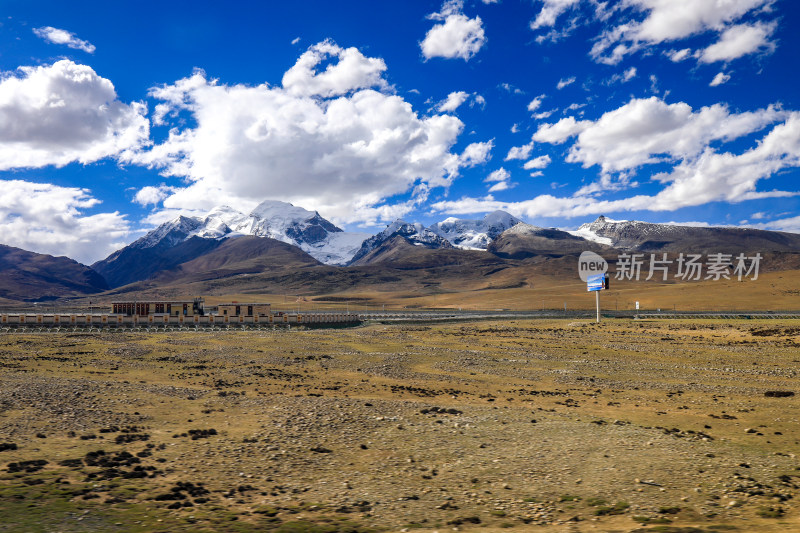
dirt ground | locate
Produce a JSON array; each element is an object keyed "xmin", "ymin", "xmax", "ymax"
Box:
[{"xmin": 0, "ymin": 318, "xmax": 798, "ymax": 532}]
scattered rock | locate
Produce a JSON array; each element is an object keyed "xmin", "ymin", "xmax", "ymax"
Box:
[{"xmin": 310, "ymin": 446, "xmax": 332, "ymax": 453}]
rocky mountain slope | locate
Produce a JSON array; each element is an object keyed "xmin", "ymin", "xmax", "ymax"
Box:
[
  {"xmin": 571, "ymin": 215, "xmax": 800, "ymax": 253},
  {"xmin": 81, "ymin": 207, "xmax": 800, "ymax": 297},
  {"xmin": 348, "ymin": 221, "xmax": 453, "ymax": 265},
  {"xmin": 142, "ymin": 236, "xmax": 322, "ymax": 287},
  {"xmin": 0, "ymin": 244, "xmax": 108, "ymax": 302},
  {"xmin": 429, "ymin": 210, "xmax": 521, "ymax": 249},
  {"xmin": 489, "ymin": 222, "xmax": 613, "ymax": 259},
  {"xmin": 93, "ymin": 201, "xmax": 368, "ymax": 287}
]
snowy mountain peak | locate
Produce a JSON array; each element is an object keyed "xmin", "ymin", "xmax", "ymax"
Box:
[
  {"xmin": 378, "ymin": 220, "xmax": 430, "ymax": 239},
  {"xmin": 572, "ymin": 216, "xmax": 693, "ymax": 249},
  {"xmin": 429, "ymin": 210, "xmax": 521, "ymax": 250},
  {"xmin": 135, "ymin": 215, "xmax": 204, "ymax": 249},
  {"xmin": 579, "ymin": 215, "xmax": 629, "ymax": 232},
  {"xmin": 348, "ymin": 218, "xmax": 453, "ymax": 264},
  {"xmin": 250, "ymin": 199, "xmax": 316, "ymax": 224},
  {"xmin": 483, "ymin": 210, "xmax": 519, "ymax": 228},
  {"xmin": 248, "ymin": 200, "xmax": 343, "ymax": 246},
  {"xmin": 134, "ymin": 200, "xmax": 363, "ymax": 265},
  {"xmin": 504, "ymin": 222, "xmax": 547, "ymax": 236}
]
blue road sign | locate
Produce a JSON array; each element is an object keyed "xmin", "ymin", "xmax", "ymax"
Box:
[{"xmin": 587, "ymin": 273, "xmax": 605, "ymax": 292}]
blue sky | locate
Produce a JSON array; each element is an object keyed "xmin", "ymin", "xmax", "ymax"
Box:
[{"xmin": 1, "ymin": 0, "xmax": 799, "ymax": 263}]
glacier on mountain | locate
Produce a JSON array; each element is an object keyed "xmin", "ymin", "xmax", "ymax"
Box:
[
  {"xmin": 429, "ymin": 210, "xmax": 520, "ymax": 249},
  {"xmin": 136, "ymin": 200, "xmax": 368, "ymax": 265}
]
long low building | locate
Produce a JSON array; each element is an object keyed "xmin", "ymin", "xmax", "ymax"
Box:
[
  {"xmin": 216, "ymin": 303, "xmax": 271, "ymax": 317},
  {"xmin": 111, "ymin": 299, "xmax": 204, "ymax": 317},
  {"xmin": 110, "ymin": 300, "xmax": 272, "ymax": 318}
]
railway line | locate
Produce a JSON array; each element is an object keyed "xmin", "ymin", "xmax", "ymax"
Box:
[
  {"xmin": 0, "ymin": 310, "xmax": 360, "ymax": 331},
  {"xmin": 0, "ymin": 309, "xmax": 797, "ymax": 332}
]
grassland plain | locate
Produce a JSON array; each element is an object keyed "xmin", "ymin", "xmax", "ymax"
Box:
[{"xmin": 0, "ymin": 319, "xmax": 798, "ymax": 532}]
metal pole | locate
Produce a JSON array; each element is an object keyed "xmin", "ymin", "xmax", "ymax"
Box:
[{"xmin": 596, "ymin": 290, "xmax": 600, "ymax": 323}]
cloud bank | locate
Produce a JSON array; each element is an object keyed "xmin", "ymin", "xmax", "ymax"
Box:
[
  {"xmin": 421, "ymin": 0, "xmax": 487, "ymax": 61},
  {"xmin": 0, "ymin": 60, "xmax": 149, "ymax": 170},
  {"xmin": 0, "ymin": 179, "xmax": 130, "ymax": 264},
  {"xmin": 131, "ymin": 41, "xmax": 490, "ymax": 226},
  {"xmin": 33, "ymin": 26, "xmax": 96, "ymax": 53},
  {"xmin": 433, "ymin": 97, "xmax": 800, "ymax": 220}
]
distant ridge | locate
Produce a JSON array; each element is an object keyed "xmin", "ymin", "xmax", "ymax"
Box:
[
  {"xmin": 489, "ymin": 222, "xmax": 612, "ymax": 259},
  {"xmin": 93, "ymin": 200, "xmax": 368, "ymax": 287},
  {"xmin": 87, "ymin": 202, "xmax": 800, "ymax": 294},
  {"xmin": 569, "ymin": 215, "xmax": 800, "ymax": 253},
  {"xmin": 0, "ymin": 244, "xmax": 108, "ymax": 301}
]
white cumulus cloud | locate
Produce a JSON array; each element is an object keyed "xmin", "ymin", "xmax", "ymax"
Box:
[
  {"xmin": 485, "ymin": 168, "xmax": 510, "ymax": 182},
  {"xmin": 608, "ymin": 66, "xmax": 637, "ymax": 84},
  {"xmin": 505, "ymin": 140, "xmax": 534, "ymax": 161},
  {"xmin": 710, "ymin": 72, "xmax": 732, "ymax": 86},
  {"xmin": 535, "ymin": 97, "xmax": 784, "ymax": 173},
  {"xmin": 530, "ymin": 0, "xmax": 581, "ymax": 30},
  {"xmin": 130, "ymin": 41, "xmax": 486, "ymax": 227},
  {"xmin": 134, "ymin": 185, "xmax": 177, "ymax": 207},
  {"xmin": 438, "ymin": 90, "xmax": 470, "ymax": 112},
  {"xmin": 488, "ymin": 181, "xmax": 512, "ymax": 192},
  {"xmin": 460, "ymin": 140, "xmax": 495, "ymax": 167},
  {"xmin": 421, "ymin": 0, "xmax": 487, "ymax": 61},
  {"xmin": 282, "ymin": 40, "xmax": 388, "ymax": 97},
  {"xmin": 0, "ymin": 179, "xmax": 130, "ymax": 264},
  {"xmin": 0, "ymin": 60, "xmax": 150, "ymax": 170},
  {"xmin": 700, "ymin": 21, "xmax": 776, "ymax": 63},
  {"xmin": 431, "ymin": 109, "xmax": 800, "ymax": 221},
  {"xmin": 527, "ymin": 95, "xmax": 545, "ymax": 112},
  {"xmin": 523, "ymin": 154, "xmax": 552, "ymax": 170},
  {"xmin": 532, "ymin": 116, "xmax": 591, "ymax": 144},
  {"xmin": 33, "ymin": 26, "xmax": 95, "ymax": 53},
  {"xmin": 590, "ymin": 0, "xmax": 777, "ymax": 65},
  {"xmin": 471, "ymin": 94, "xmax": 486, "ymax": 108},
  {"xmin": 668, "ymin": 48, "xmax": 693, "ymax": 62},
  {"xmin": 557, "ymin": 76, "xmax": 576, "ymax": 89},
  {"xmin": 485, "ymin": 167, "xmax": 513, "ymax": 191}
]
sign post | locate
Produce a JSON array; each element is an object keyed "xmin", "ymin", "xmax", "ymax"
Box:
[{"xmin": 586, "ymin": 273, "xmax": 609, "ymax": 323}]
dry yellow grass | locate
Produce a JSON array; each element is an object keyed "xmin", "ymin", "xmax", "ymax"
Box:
[
  {"xmin": 0, "ymin": 319, "xmax": 798, "ymax": 532},
  {"xmin": 195, "ymin": 268, "xmax": 800, "ymax": 313}
]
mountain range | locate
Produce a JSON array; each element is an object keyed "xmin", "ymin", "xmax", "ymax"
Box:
[
  {"xmin": 0, "ymin": 244, "xmax": 108, "ymax": 302},
  {"xmin": 2, "ymin": 199, "xmax": 800, "ymax": 303}
]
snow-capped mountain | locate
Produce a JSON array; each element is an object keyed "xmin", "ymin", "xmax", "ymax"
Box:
[
  {"xmin": 566, "ymin": 215, "xmax": 690, "ymax": 249},
  {"xmin": 348, "ymin": 219, "xmax": 453, "ymax": 265},
  {"xmin": 429, "ymin": 210, "xmax": 520, "ymax": 250},
  {"xmin": 93, "ymin": 200, "xmax": 369, "ymax": 287},
  {"xmin": 489, "ymin": 222, "xmax": 612, "ymax": 259},
  {"xmin": 568, "ymin": 215, "xmax": 800, "ymax": 253},
  {"xmin": 135, "ymin": 215, "xmax": 207, "ymax": 248},
  {"xmin": 136, "ymin": 200, "xmax": 368, "ymax": 266},
  {"xmin": 350, "ymin": 210, "xmax": 521, "ymax": 264}
]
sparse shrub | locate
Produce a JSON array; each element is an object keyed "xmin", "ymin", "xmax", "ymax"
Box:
[
  {"xmin": 756, "ymin": 506, "xmax": 785, "ymax": 518},
  {"xmin": 594, "ymin": 501, "xmax": 629, "ymax": 516}
]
